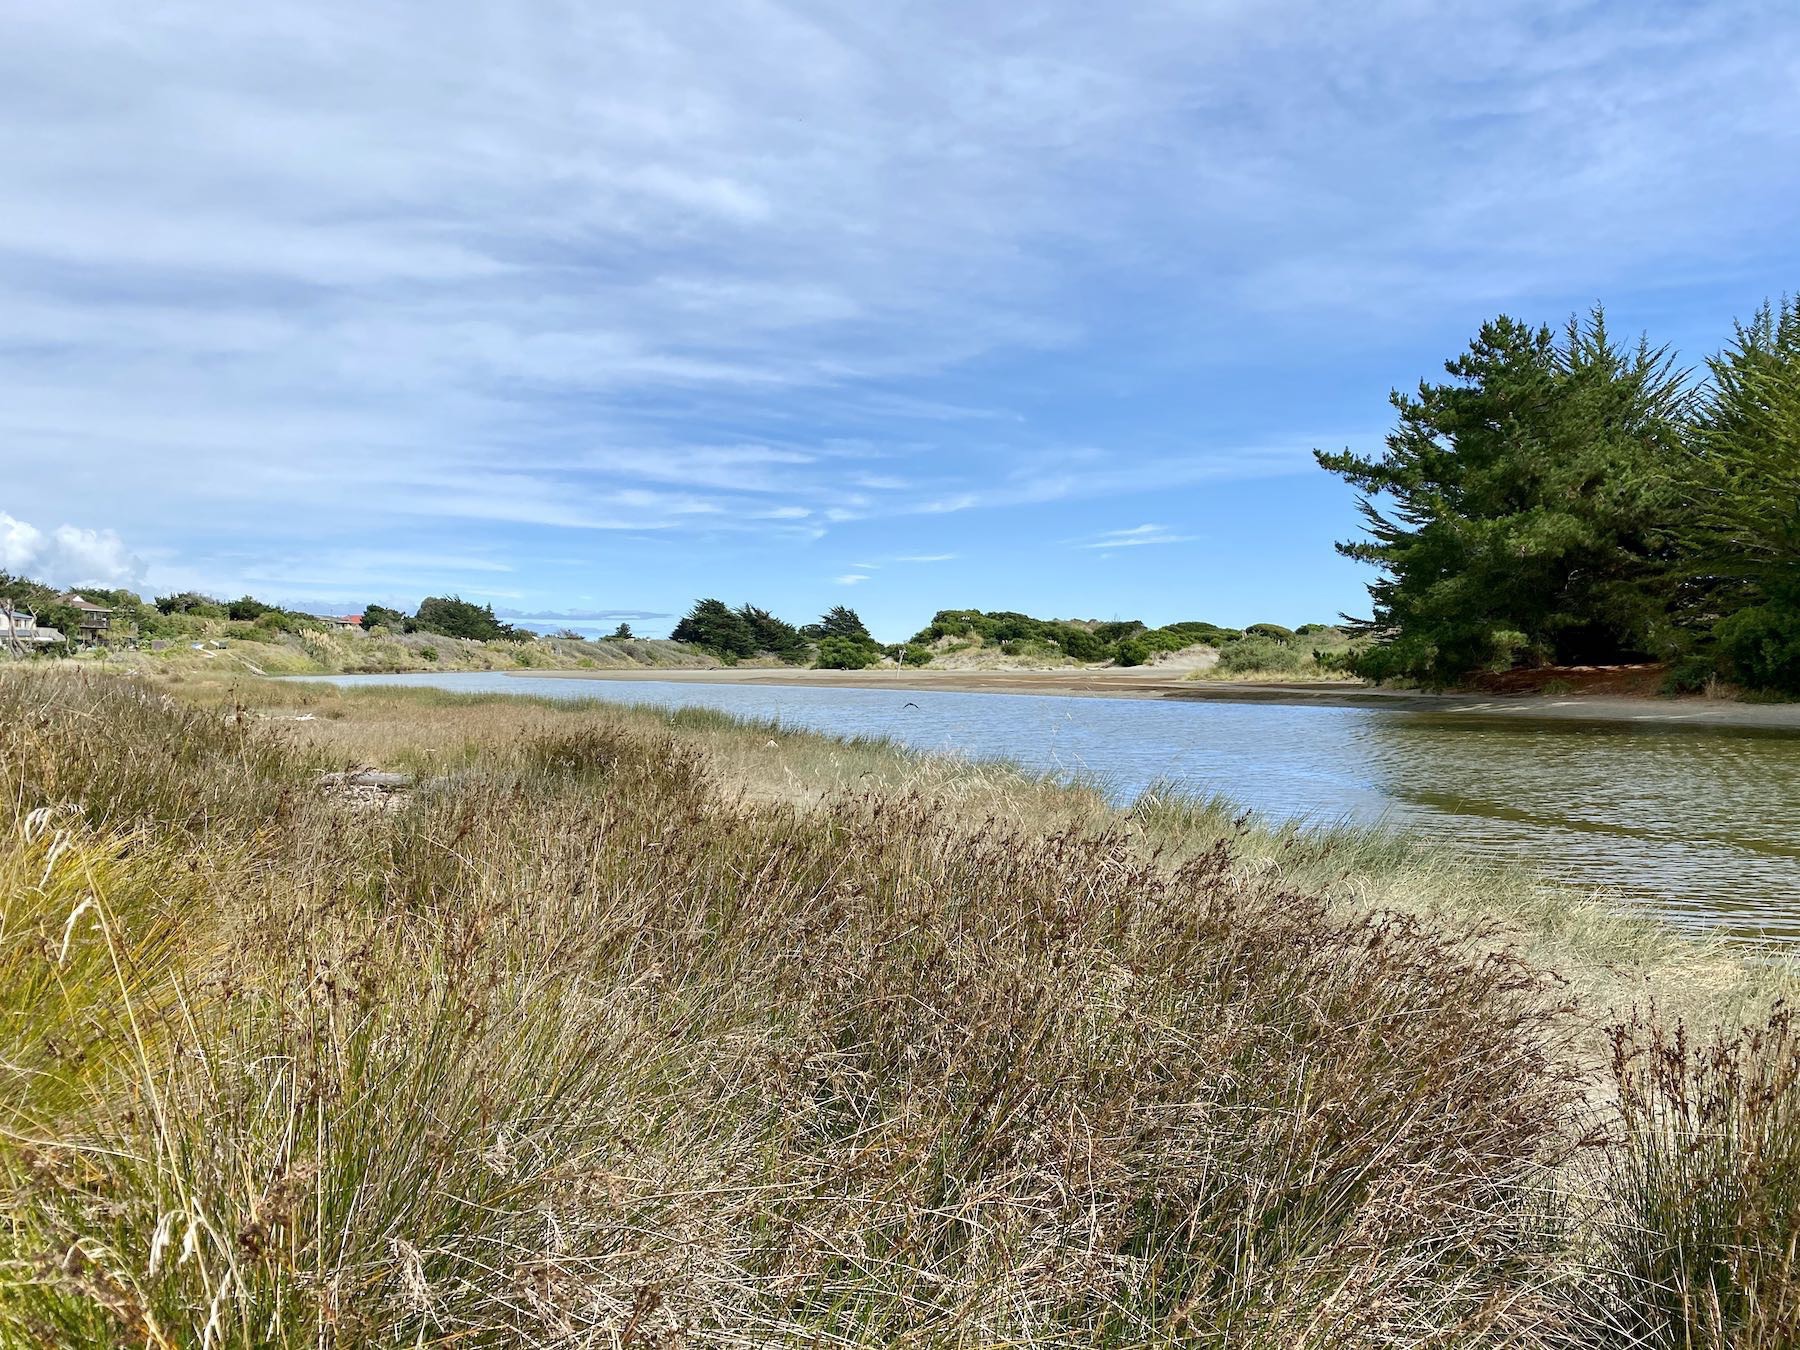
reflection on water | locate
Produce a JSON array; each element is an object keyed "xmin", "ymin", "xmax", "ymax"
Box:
[{"xmin": 305, "ymin": 673, "xmax": 1800, "ymax": 943}]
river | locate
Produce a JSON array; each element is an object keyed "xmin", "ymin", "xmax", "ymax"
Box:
[{"xmin": 304, "ymin": 672, "xmax": 1800, "ymax": 944}]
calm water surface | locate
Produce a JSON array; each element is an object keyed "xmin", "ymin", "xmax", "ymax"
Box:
[{"xmin": 306, "ymin": 673, "xmax": 1800, "ymax": 944}]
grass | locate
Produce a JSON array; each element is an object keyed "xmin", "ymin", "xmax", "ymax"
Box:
[
  {"xmin": 56, "ymin": 626, "xmax": 721, "ymax": 679},
  {"xmin": 1, "ymin": 668, "xmax": 1797, "ymax": 1346}
]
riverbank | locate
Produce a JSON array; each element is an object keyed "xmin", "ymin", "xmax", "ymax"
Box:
[
  {"xmin": 516, "ymin": 663, "xmax": 1800, "ymax": 730},
  {"xmin": 52, "ymin": 626, "xmax": 725, "ymax": 678},
  {"xmin": 4, "ymin": 668, "xmax": 1796, "ymax": 1345}
]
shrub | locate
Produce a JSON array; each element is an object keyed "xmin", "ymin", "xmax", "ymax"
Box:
[
  {"xmin": 1714, "ymin": 603, "xmax": 1800, "ymax": 694},
  {"xmin": 1662, "ymin": 652, "xmax": 1721, "ymax": 695},
  {"xmin": 1217, "ymin": 636, "xmax": 1304, "ymax": 675},
  {"xmin": 1246, "ymin": 622, "xmax": 1296, "ymax": 641},
  {"xmin": 1115, "ymin": 638, "xmax": 1152, "ymax": 667},
  {"xmin": 900, "ymin": 643, "xmax": 933, "ymax": 666},
  {"xmin": 815, "ymin": 636, "xmax": 878, "ymax": 669},
  {"xmin": 1313, "ymin": 646, "xmax": 1362, "ymax": 675}
]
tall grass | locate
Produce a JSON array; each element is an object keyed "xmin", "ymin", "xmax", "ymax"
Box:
[
  {"xmin": 1593, "ymin": 1008, "xmax": 1800, "ymax": 1347},
  {"xmin": 1, "ymin": 669, "xmax": 1796, "ymax": 1345}
]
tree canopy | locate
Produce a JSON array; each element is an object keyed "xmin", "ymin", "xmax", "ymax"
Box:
[
  {"xmin": 1321, "ymin": 299, "xmax": 1800, "ymax": 693},
  {"xmin": 410, "ymin": 596, "xmax": 529, "ymax": 642},
  {"xmin": 1317, "ymin": 309, "xmax": 1687, "ymax": 683},
  {"xmin": 1679, "ymin": 297, "xmax": 1800, "ymax": 690},
  {"xmin": 361, "ymin": 603, "xmax": 408, "ymax": 632},
  {"xmin": 670, "ymin": 599, "xmax": 757, "ymax": 659}
]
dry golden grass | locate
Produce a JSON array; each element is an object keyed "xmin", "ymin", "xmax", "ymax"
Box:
[{"xmin": 1, "ymin": 669, "xmax": 1795, "ymax": 1347}]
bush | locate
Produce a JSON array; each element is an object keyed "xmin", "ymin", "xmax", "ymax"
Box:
[
  {"xmin": 1246, "ymin": 622, "xmax": 1296, "ymax": 641},
  {"xmin": 900, "ymin": 644, "xmax": 933, "ymax": 667},
  {"xmin": 1217, "ymin": 636, "xmax": 1304, "ymax": 675},
  {"xmin": 1662, "ymin": 652, "xmax": 1721, "ymax": 695},
  {"xmin": 1714, "ymin": 603, "xmax": 1800, "ymax": 694},
  {"xmin": 815, "ymin": 636, "xmax": 878, "ymax": 670},
  {"xmin": 1115, "ymin": 638, "xmax": 1152, "ymax": 667}
]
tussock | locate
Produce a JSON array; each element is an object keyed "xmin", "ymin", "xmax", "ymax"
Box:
[{"xmin": 1, "ymin": 670, "xmax": 1796, "ymax": 1346}]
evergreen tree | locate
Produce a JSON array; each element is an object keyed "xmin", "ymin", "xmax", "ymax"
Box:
[
  {"xmin": 411, "ymin": 596, "xmax": 524, "ymax": 641},
  {"xmin": 1681, "ymin": 297, "xmax": 1800, "ymax": 690},
  {"xmin": 608, "ymin": 622, "xmax": 634, "ymax": 640},
  {"xmin": 361, "ymin": 603, "xmax": 408, "ymax": 632},
  {"xmin": 1317, "ymin": 310, "xmax": 1687, "ymax": 683},
  {"xmin": 670, "ymin": 598, "xmax": 755, "ymax": 658},
  {"xmin": 807, "ymin": 605, "xmax": 874, "ymax": 644},
  {"xmin": 736, "ymin": 605, "xmax": 808, "ymax": 662}
]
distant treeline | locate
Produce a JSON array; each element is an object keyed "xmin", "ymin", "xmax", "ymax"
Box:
[
  {"xmin": 0, "ymin": 582, "xmax": 566, "ymax": 649},
  {"xmin": 1319, "ymin": 297, "xmax": 1800, "ymax": 692},
  {"xmin": 902, "ymin": 611, "xmax": 1340, "ymax": 670},
  {"xmin": 663, "ymin": 599, "xmax": 1342, "ymax": 673},
  {"xmin": 2, "ymin": 571, "xmax": 1334, "ymax": 675},
  {"xmin": 0, "ymin": 581, "xmax": 341, "ymax": 647}
]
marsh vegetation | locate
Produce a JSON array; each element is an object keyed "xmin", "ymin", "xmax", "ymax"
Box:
[{"xmin": 1, "ymin": 669, "xmax": 1796, "ymax": 1345}]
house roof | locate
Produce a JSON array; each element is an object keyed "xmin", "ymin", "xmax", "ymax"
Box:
[{"xmin": 60, "ymin": 593, "xmax": 112, "ymax": 612}]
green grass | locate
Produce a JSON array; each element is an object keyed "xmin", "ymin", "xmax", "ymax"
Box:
[{"xmin": 2, "ymin": 669, "xmax": 1796, "ymax": 1346}]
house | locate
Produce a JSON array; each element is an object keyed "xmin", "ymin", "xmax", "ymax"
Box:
[
  {"xmin": 311, "ymin": 614, "xmax": 364, "ymax": 632},
  {"xmin": 57, "ymin": 593, "xmax": 113, "ymax": 643},
  {"xmin": 1, "ymin": 603, "xmax": 64, "ymax": 653}
]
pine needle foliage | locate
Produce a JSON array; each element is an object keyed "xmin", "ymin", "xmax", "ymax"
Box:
[{"xmin": 1316, "ymin": 309, "xmax": 1689, "ymax": 684}]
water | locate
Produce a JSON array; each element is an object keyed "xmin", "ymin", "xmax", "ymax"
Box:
[{"xmin": 301, "ymin": 672, "xmax": 1800, "ymax": 943}]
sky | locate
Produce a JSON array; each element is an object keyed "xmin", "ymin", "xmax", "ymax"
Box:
[{"xmin": 3, "ymin": 1, "xmax": 1798, "ymax": 640}]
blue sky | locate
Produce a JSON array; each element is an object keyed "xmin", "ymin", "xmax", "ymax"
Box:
[{"xmin": 2, "ymin": 1, "xmax": 1797, "ymax": 640}]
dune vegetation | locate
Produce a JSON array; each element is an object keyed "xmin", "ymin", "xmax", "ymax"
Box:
[{"xmin": 1, "ymin": 668, "xmax": 1796, "ymax": 1347}]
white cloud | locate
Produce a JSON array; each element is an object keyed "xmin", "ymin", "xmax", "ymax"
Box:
[
  {"xmin": 1074, "ymin": 524, "xmax": 1195, "ymax": 550},
  {"xmin": 834, "ymin": 573, "xmax": 870, "ymax": 586},
  {"xmin": 0, "ymin": 512, "xmax": 145, "ymax": 587},
  {"xmin": 896, "ymin": 553, "xmax": 956, "ymax": 563},
  {"xmin": 0, "ymin": 0, "xmax": 1795, "ymax": 604}
]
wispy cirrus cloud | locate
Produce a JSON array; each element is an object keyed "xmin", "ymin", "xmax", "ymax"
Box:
[
  {"xmin": 3, "ymin": 0, "xmax": 1795, "ymax": 626},
  {"xmin": 1074, "ymin": 524, "xmax": 1196, "ymax": 550}
]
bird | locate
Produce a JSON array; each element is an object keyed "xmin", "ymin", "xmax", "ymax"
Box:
[{"xmin": 902, "ymin": 701, "xmax": 919, "ymax": 709}]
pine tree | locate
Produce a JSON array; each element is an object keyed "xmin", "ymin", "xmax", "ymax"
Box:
[
  {"xmin": 1682, "ymin": 297, "xmax": 1800, "ymax": 690},
  {"xmin": 670, "ymin": 599, "xmax": 755, "ymax": 658},
  {"xmin": 1316, "ymin": 309, "xmax": 1687, "ymax": 682}
]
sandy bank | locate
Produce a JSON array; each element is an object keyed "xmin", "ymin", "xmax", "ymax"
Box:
[{"xmin": 510, "ymin": 664, "xmax": 1800, "ymax": 730}]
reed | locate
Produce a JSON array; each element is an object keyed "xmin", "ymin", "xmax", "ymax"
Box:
[
  {"xmin": 1591, "ymin": 1008, "xmax": 1800, "ymax": 1347},
  {"xmin": 0, "ymin": 668, "xmax": 1795, "ymax": 1346}
]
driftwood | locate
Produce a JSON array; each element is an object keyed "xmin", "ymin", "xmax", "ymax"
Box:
[{"xmin": 316, "ymin": 769, "xmax": 413, "ymax": 791}]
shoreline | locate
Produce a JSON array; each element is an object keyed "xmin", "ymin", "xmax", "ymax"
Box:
[{"xmin": 503, "ymin": 664, "xmax": 1800, "ymax": 731}]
